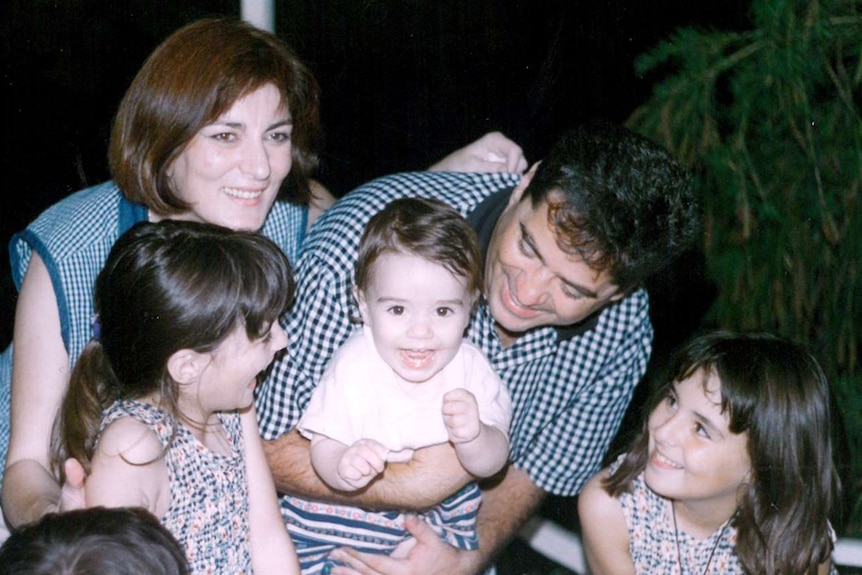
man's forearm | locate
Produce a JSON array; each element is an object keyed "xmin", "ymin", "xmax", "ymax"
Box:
[
  {"xmin": 469, "ymin": 466, "xmax": 547, "ymax": 573},
  {"xmin": 263, "ymin": 429, "xmax": 473, "ymax": 510}
]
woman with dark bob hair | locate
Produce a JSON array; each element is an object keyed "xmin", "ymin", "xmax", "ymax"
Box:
[{"xmin": 0, "ymin": 16, "xmax": 526, "ymax": 531}]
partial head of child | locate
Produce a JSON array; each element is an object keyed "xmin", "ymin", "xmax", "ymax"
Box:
[
  {"xmin": 599, "ymin": 330, "xmax": 838, "ymax": 575},
  {"xmin": 353, "ymin": 197, "xmax": 483, "ymax": 384},
  {"xmin": 50, "ymin": 219, "xmax": 294, "ymax": 477},
  {"xmin": 0, "ymin": 506, "xmax": 189, "ymax": 575}
]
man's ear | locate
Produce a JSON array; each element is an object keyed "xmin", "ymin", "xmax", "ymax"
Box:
[
  {"xmin": 166, "ymin": 349, "xmax": 208, "ymax": 384},
  {"xmin": 508, "ymin": 161, "xmax": 541, "ymax": 207}
]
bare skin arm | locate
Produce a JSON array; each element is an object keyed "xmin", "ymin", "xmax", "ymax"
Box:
[
  {"xmin": 427, "ymin": 132, "xmax": 528, "ymax": 174},
  {"xmin": 263, "ymin": 429, "xmax": 471, "ymax": 510},
  {"xmin": 327, "ymin": 465, "xmax": 546, "ymax": 575},
  {"xmin": 2, "ymin": 253, "xmax": 72, "ymax": 527},
  {"xmin": 577, "ymin": 470, "xmax": 635, "ymax": 575},
  {"xmin": 242, "ymin": 408, "xmax": 301, "ymax": 575}
]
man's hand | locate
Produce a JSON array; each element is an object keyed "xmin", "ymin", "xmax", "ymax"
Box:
[
  {"xmin": 442, "ymin": 389, "xmax": 481, "ymax": 445},
  {"xmin": 428, "ymin": 132, "xmax": 528, "ymax": 174},
  {"xmin": 338, "ymin": 439, "xmax": 389, "ymax": 490},
  {"xmin": 327, "ymin": 515, "xmax": 480, "ymax": 575}
]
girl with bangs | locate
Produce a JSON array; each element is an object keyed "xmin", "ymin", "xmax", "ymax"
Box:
[{"xmin": 579, "ymin": 330, "xmax": 839, "ymax": 575}]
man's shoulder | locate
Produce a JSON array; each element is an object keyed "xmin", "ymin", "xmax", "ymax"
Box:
[
  {"xmin": 299, "ymin": 171, "xmax": 519, "ymax": 267},
  {"xmin": 315, "ymin": 171, "xmax": 518, "ymax": 230}
]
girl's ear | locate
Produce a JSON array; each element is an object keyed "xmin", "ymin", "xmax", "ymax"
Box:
[{"xmin": 166, "ymin": 349, "xmax": 208, "ymax": 384}]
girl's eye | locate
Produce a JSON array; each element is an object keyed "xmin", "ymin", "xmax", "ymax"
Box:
[
  {"xmin": 695, "ymin": 422, "xmax": 711, "ymax": 439},
  {"xmin": 436, "ymin": 307, "xmax": 453, "ymax": 317},
  {"xmin": 665, "ymin": 391, "xmax": 678, "ymax": 409},
  {"xmin": 387, "ymin": 306, "xmax": 405, "ymax": 316}
]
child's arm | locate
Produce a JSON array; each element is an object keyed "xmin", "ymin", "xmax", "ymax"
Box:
[
  {"xmin": 241, "ymin": 406, "xmax": 300, "ymax": 575},
  {"xmin": 577, "ymin": 469, "xmax": 635, "ymax": 575},
  {"xmin": 442, "ymin": 388, "xmax": 509, "ymax": 478},
  {"xmin": 310, "ymin": 435, "xmax": 389, "ymax": 491},
  {"xmin": 85, "ymin": 417, "xmax": 169, "ymax": 515}
]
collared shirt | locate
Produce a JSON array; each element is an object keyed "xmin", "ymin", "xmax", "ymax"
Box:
[{"xmin": 257, "ymin": 170, "xmax": 652, "ymax": 496}]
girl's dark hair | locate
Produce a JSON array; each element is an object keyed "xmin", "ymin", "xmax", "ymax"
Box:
[
  {"xmin": 355, "ymin": 197, "xmax": 483, "ymax": 305},
  {"xmin": 604, "ymin": 330, "xmax": 838, "ymax": 574},
  {"xmin": 110, "ymin": 17, "xmax": 321, "ymax": 214},
  {"xmin": 51, "ymin": 220, "xmax": 294, "ymax": 477},
  {"xmin": 0, "ymin": 506, "xmax": 189, "ymax": 575}
]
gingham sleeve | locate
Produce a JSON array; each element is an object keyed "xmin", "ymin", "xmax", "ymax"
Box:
[
  {"xmin": 256, "ymin": 247, "xmax": 357, "ymax": 439},
  {"xmin": 509, "ymin": 291, "xmax": 653, "ymax": 495}
]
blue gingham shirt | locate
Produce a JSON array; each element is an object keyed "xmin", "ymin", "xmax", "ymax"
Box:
[{"xmin": 257, "ymin": 170, "xmax": 652, "ymax": 496}]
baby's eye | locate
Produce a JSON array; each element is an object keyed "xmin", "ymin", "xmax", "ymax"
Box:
[{"xmin": 387, "ymin": 306, "xmax": 405, "ymax": 316}]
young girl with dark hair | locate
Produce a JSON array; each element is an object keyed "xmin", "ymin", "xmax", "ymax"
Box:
[
  {"xmin": 579, "ymin": 330, "xmax": 839, "ymax": 575},
  {"xmin": 50, "ymin": 220, "xmax": 300, "ymax": 575}
]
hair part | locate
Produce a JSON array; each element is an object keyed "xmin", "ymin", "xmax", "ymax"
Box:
[
  {"xmin": 51, "ymin": 220, "xmax": 294, "ymax": 477},
  {"xmin": 110, "ymin": 17, "xmax": 321, "ymax": 215},
  {"xmin": 603, "ymin": 330, "xmax": 838, "ymax": 574},
  {"xmin": 355, "ymin": 197, "xmax": 483, "ymax": 306},
  {"xmin": 524, "ymin": 121, "xmax": 700, "ymax": 291}
]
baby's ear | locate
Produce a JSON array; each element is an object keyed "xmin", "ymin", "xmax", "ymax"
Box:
[
  {"xmin": 166, "ymin": 349, "xmax": 208, "ymax": 384},
  {"xmin": 353, "ymin": 285, "xmax": 370, "ymax": 324}
]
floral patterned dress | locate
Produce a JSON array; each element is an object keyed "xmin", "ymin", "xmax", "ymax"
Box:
[{"xmin": 98, "ymin": 400, "xmax": 250, "ymax": 574}]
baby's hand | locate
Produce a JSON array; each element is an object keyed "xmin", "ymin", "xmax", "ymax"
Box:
[
  {"xmin": 337, "ymin": 438, "xmax": 389, "ymax": 490},
  {"xmin": 442, "ymin": 389, "xmax": 481, "ymax": 444}
]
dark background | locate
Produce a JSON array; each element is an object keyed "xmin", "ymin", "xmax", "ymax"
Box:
[
  {"xmin": 0, "ymin": 2, "xmax": 747, "ymax": 566},
  {"xmin": 1, "ymin": 0, "xmax": 748, "ymax": 347}
]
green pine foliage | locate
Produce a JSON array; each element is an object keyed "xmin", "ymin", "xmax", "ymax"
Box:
[{"xmin": 627, "ymin": 0, "xmax": 862, "ymax": 535}]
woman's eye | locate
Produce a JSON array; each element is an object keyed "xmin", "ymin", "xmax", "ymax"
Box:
[
  {"xmin": 211, "ymin": 132, "xmax": 237, "ymax": 142},
  {"xmin": 268, "ymin": 131, "xmax": 292, "ymax": 143}
]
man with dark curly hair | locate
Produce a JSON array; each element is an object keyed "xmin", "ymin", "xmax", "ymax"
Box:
[{"xmin": 257, "ymin": 121, "xmax": 701, "ymax": 575}]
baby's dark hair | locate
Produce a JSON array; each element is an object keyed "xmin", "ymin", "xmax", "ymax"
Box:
[
  {"xmin": 604, "ymin": 330, "xmax": 838, "ymax": 575},
  {"xmin": 0, "ymin": 506, "xmax": 189, "ymax": 575},
  {"xmin": 51, "ymin": 220, "xmax": 294, "ymax": 478},
  {"xmin": 355, "ymin": 197, "xmax": 483, "ymax": 306}
]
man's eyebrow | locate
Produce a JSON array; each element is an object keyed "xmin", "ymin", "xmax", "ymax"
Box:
[{"xmin": 519, "ymin": 222, "xmax": 599, "ymax": 299}]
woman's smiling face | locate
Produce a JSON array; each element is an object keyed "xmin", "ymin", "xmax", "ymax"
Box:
[{"xmin": 166, "ymin": 83, "xmax": 293, "ymax": 232}]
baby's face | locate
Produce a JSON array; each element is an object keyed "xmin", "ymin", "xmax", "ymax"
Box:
[{"xmin": 357, "ymin": 252, "xmax": 474, "ymax": 385}]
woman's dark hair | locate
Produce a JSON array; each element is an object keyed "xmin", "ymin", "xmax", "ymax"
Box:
[
  {"xmin": 51, "ymin": 220, "xmax": 294, "ymax": 476},
  {"xmin": 355, "ymin": 197, "xmax": 483, "ymax": 305},
  {"xmin": 0, "ymin": 506, "xmax": 189, "ymax": 575},
  {"xmin": 110, "ymin": 17, "xmax": 321, "ymax": 214},
  {"xmin": 604, "ymin": 330, "xmax": 838, "ymax": 575}
]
